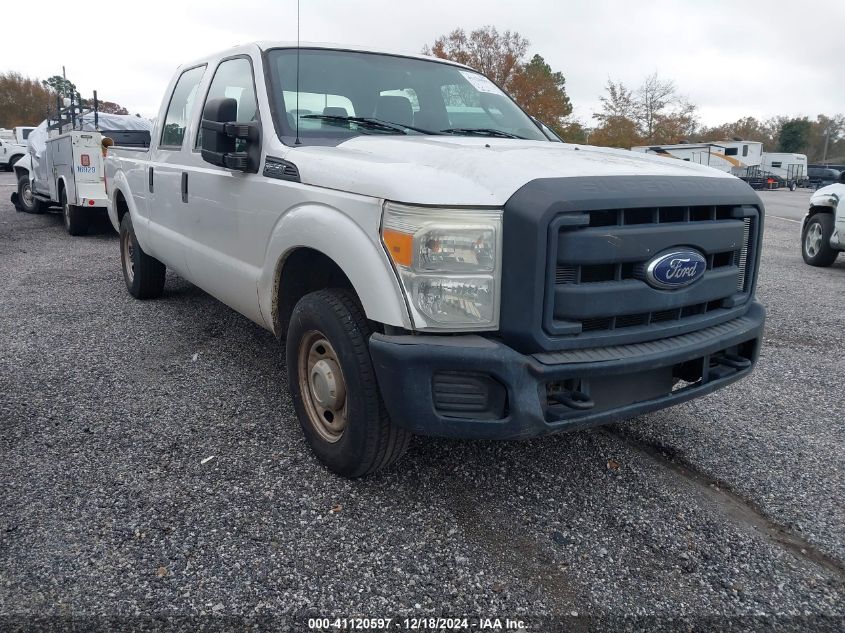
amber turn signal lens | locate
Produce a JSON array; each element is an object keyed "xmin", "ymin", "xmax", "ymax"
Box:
[{"xmin": 382, "ymin": 228, "xmax": 413, "ymax": 267}]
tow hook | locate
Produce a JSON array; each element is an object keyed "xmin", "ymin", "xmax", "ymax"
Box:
[
  {"xmin": 550, "ymin": 389, "xmax": 595, "ymax": 410},
  {"xmin": 712, "ymin": 353, "xmax": 752, "ymax": 370}
]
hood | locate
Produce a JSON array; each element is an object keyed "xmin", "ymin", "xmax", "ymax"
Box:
[
  {"xmin": 810, "ymin": 182, "xmax": 844, "ymax": 206},
  {"xmin": 286, "ymin": 136, "xmax": 735, "ymax": 206}
]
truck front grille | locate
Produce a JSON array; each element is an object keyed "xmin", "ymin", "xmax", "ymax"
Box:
[{"xmin": 545, "ymin": 205, "xmax": 759, "ymax": 344}]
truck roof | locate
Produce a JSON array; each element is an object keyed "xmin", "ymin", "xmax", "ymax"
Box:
[{"xmin": 177, "ymin": 41, "xmax": 473, "ymax": 73}]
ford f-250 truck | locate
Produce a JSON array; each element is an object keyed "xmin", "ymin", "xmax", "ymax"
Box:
[{"xmin": 105, "ymin": 42, "xmax": 765, "ymax": 477}]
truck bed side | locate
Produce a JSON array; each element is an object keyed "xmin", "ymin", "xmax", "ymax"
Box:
[{"xmin": 105, "ymin": 146, "xmax": 152, "ymax": 240}]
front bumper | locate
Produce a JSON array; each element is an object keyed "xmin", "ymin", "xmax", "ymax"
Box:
[{"xmin": 369, "ymin": 302, "xmax": 765, "ymax": 440}]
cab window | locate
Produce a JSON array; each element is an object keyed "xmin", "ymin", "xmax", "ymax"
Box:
[
  {"xmin": 196, "ymin": 57, "xmax": 259, "ymax": 150},
  {"xmin": 160, "ymin": 65, "xmax": 206, "ymax": 148}
]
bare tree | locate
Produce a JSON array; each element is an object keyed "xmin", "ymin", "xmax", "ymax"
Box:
[
  {"xmin": 592, "ymin": 73, "xmax": 698, "ymax": 146},
  {"xmin": 635, "ymin": 73, "xmax": 676, "ymax": 140}
]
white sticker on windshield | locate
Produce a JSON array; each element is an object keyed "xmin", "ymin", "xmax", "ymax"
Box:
[{"xmin": 459, "ymin": 70, "xmax": 503, "ymax": 95}]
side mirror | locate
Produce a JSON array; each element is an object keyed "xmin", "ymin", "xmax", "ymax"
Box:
[
  {"xmin": 200, "ymin": 97, "xmax": 261, "ymax": 173},
  {"xmin": 839, "ymin": 171, "xmax": 845, "ymax": 184}
]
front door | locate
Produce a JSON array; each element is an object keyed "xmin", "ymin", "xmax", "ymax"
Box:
[{"xmin": 181, "ymin": 56, "xmax": 267, "ymax": 324}]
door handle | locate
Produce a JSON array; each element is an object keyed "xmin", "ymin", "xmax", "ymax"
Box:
[
  {"xmin": 148, "ymin": 166, "xmax": 154, "ymax": 193},
  {"xmin": 181, "ymin": 172, "xmax": 188, "ymax": 203}
]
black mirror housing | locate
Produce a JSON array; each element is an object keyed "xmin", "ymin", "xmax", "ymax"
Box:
[
  {"xmin": 200, "ymin": 97, "xmax": 261, "ymax": 173},
  {"xmin": 840, "ymin": 171, "xmax": 845, "ymax": 184}
]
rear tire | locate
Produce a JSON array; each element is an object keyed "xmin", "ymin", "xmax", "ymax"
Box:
[
  {"xmin": 17, "ymin": 176, "xmax": 44, "ymax": 214},
  {"xmin": 119, "ymin": 214, "xmax": 166, "ymax": 298},
  {"xmin": 802, "ymin": 213, "xmax": 839, "ymax": 267},
  {"xmin": 62, "ymin": 189, "xmax": 89, "ymax": 236},
  {"xmin": 286, "ymin": 288, "xmax": 411, "ymax": 477}
]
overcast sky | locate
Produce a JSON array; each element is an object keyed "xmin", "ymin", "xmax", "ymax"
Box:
[{"xmin": 2, "ymin": 0, "xmax": 842, "ymax": 126}]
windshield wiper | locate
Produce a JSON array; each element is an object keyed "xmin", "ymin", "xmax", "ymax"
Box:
[
  {"xmin": 300, "ymin": 115, "xmax": 439, "ymax": 135},
  {"xmin": 441, "ymin": 127, "xmax": 524, "ymax": 139}
]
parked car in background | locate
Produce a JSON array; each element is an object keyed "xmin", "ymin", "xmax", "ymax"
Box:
[
  {"xmin": 105, "ymin": 42, "xmax": 766, "ymax": 477},
  {"xmin": 0, "ymin": 126, "xmax": 35, "ymax": 144},
  {"xmin": 802, "ymin": 171, "xmax": 845, "ymax": 266},
  {"xmin": 807, "ymin": 166, "xmax": 842, "ymax": 188},
  {"xmin": 0, "ymin": 137, "xmax": 26, "ymax": 170}
]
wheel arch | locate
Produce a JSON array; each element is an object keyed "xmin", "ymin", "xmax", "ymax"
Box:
[
  {"xmin": 259, "ymin": 204, "xmax": 413, "ymax": 338},
  {"xmin": 803, "ymin": 205, "xmax": 835, "ymax": 231},
  {"xmin": 57, "ymin": 176, "xmax": 67, "ymax": 200},
  {"xmin": 272, "ymin": 247, "xmax": 356, "ymax": 339},
  {"xmin": 113, "ymin": 188, "xmax": 130, "ymax": 225}
]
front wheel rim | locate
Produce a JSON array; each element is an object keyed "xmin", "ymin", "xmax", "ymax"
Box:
[
  {"xmin": 805, "ymin": 223, "xmax": 823, "ymax": 257},
  {"xmin": 121, "ymin": 229, "xmax": 135, "ymax": 285},
  {"xmin": 297, "ymin": 330, "xmax": 348, "ymax": 443}
]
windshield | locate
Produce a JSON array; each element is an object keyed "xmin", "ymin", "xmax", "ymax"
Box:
[{"xmin": 265, "ymin": 48, "xmax": 548, "ymax": 145}]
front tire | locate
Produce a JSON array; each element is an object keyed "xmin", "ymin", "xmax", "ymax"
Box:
[
  {"xmin": 286, "ymin": 289, "xmax": 410, "ymax": 477},
  {"xmin": 62, "ymin": 189, "xmax": 89, "ymax": 236},
  {"xmin": 119, "ymin": 214, "xmax": 166, "ymax": 298},
  {"xmin": 17, "ymin": 177, "xmax": 44, "ymax": 214},
  {"xmin": 802, "ymin": 213, "xmax": 838, "ymax": 267}
]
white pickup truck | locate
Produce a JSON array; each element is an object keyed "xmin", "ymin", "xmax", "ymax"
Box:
[
  {"xmin": 105, "ymin": 42, "xmax": 766, "ymax": 477},
  {"xmin": 0, "ymin": 126, "xmax": 34, "ymax": 170},
  {"xmin": 801, "ymin": 174, "xmax": 845, "ymax": 266}
]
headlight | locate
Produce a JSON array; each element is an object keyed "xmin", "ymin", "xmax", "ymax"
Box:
[{"xmin": 381, "ymin": 201, "xmax": 502, "ymax": 330}]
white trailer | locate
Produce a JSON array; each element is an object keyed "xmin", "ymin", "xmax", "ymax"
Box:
[
  {"xmin": 761, "ymin": 152, "xmax": 807, "ymax": 189},
  {"xmin": 631, "ymin": 141, "xmax": 763, "ymax": 175}
]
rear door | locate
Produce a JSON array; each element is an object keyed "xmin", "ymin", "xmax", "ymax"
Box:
[
  {"xmin": 146, "ymin": 64, "xmax": 207, "ymax": 278},
  {"xmin": 70, "ymin": 133, "xmax": 104, "ymax": 206}
]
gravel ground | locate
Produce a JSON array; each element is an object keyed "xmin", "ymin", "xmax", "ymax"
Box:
[{"xmin": 0, "ymin": 173, "xmax": 842, "ymax": 630}]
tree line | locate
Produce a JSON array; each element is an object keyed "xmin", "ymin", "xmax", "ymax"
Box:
[
  {"xmin": 0, "ymin": 71, "xmax": 129, "ymax": 129},
  {"xmin": 425, "ymin": 27, "xmax": 844, "ymax": 163}
]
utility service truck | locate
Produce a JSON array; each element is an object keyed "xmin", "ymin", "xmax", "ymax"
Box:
[
  {"xmin": 105, "ymin": 42, "xmax": 766, "ymax": 477},
  {"xmin": 13, "ymin": 97, "xmax": 151, "ymax": 235}
]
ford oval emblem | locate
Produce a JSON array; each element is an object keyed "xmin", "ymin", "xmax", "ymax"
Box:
[{"xmin": 645, "ymin": 250, "xmax": 707, "ymax": 289}]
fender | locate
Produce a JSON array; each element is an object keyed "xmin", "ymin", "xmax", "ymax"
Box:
[
  {"xmin": 258, "ymin": 203, "xmax": 413, "ymax": 334},
  {"xmin": 12, "ymin": 154, "xmax": 32, "ymax": 181},
  {"xmin": 805, "ymin": 184, "xmax": 843, "ymax": 247},
  {"xmin": 107, "ymin": 173, "xmax": 152, "ymax": 250}
]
